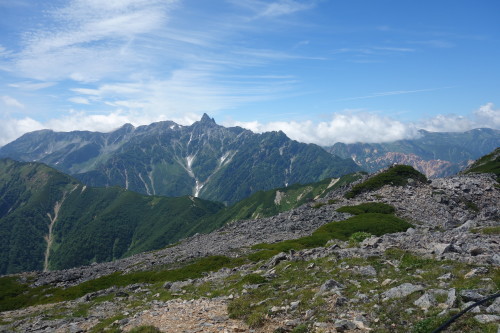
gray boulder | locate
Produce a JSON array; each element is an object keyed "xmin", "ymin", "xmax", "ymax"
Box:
[{"xmin": 382, "ymin": 283, "xmax": 424, "ymax": 300}]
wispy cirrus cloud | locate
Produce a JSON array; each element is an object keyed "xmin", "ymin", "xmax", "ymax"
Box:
[
  {"xmin": 1, "ymin": 95, "xmax": 25, "ymax": 109},
  {"xmin": 11, "ymin": 0, "xmax": 177, "ymax": 82},
  {"xmin": 233, "ymin": 48, "xmax": 327, "ymax": 61},
  {"xmin": 260, "ymin": 0, "xmax": 316, "ymax": 17},
  {"xmin": 3, "ymin": 0, "xmax": 320, "ymax": 123},
  {"xmin": 8, "ymin": 81, "xmax": 56, "ymax": 90},
  {"xmin": 336, "ymin": 87, "xmax": 453, "ymax": 102},
  {"xmin": 229, "ymin": 0, "xmax": 316, "ymax": 18},
  {"xmin": 408, "ymin": 40, "xmax": 455, "ymax": 48}
]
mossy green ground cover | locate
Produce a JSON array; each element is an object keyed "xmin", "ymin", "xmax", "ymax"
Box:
[
  {"xmin": 0, "ymin": 255, "xmax": 245, "ymax": 312},
  {"xmin": 192, "ymin": 250, "xmax": 499, "ymax": 332},
  {"xmin": 250, "ymin": 203, "xmax": 412, "ymax": 261},
  {"xmin": 1, "ymin": 200, "xmax": 497, "ymax": 332},
  {"xmin": 345, "ymin": 165, "xmax": 427, "ymax": 198}
]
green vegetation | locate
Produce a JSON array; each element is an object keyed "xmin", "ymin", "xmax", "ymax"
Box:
[
  {"xmin": 198, "ymin": 172, "xmax": 364, "ymax": 230},
  {"xmin": 0, "ymin": 200, "xmax": 409, "ymax": 313},
  {"xmin": 471, "ymin": 226, "xmax": 500, "ymax": 235},
  {"xmin": 0, "ymin": 157, "xmax": 363, "ymax": 274},
  {"xmin": 464, "ymin": 147, "xmax": 500, "ymax": 181},
  {"xmin": 50, "ymin": 188, "xmax": 223, "ymax": 270},
  {"xmin": 336, "ymin": 202, "xmax": 395, "ymax": 215},
  {"xmin": 0, "ymin": 120, "xmax": 361, "ymax": 205},
  {"xmin": 349, "ymin": 231, "xmax": 372, "ymax": 243},
  {"xmin": 251, "ymin": 205, "xmax": 412, "ymax": 259},
  {"xmin": 0, "ymin": 255, "xmax": 245, "ymax": 312},
  {"xmin": 0, "ymin": 158, "xmax": 80, "ymax": 274},
  {"xmin": 345, "ymin": 165, "xmax": 427, "ymax": 198},
  {"xmin": 314, "ymin": 213, "xmax": 412, "ymax": 241},
  {"xmin": 223, "ymin": 250, "xmax": 500, "ymax": 331},
  {"xmin": 0, "ymin": 158, "xmax": 227, "ymax": 274},
  {"xmin": 0, "ymin": 224, "xmax": 497, "ymax": 332}
]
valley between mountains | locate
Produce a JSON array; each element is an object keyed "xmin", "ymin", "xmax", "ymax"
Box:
[
  {"xmin": 0, "ymin": 117, "xmax": 498, "ymax": 332},
  {"xmin": 0, "ymin": 146, "xmax": 498, "ymax": 332}
]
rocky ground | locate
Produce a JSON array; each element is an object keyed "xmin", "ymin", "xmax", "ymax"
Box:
[{"xmin": 0, "ymin": 172, "xmax": 499, "ymax": 332}]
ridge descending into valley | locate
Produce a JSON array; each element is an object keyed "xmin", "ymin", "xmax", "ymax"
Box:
[
  {"xmin": 0, "ymin": 159, "xmax": 224, "ymax": 274},
  {"xmin": 0, "ymin": 157, "xmax": 364, "ymax": 275},
  {"xmin": 0, "ymin": 151, "xmax": 498, "ymax": 332},
  {"xmin": 0, "ymin": 114, "xmax": 360, "ymax": 204}
]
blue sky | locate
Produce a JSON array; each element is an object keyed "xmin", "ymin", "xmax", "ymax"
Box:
[{"xmin": 0, "ymin": 0, "xmax": 499, "ymax": 146}]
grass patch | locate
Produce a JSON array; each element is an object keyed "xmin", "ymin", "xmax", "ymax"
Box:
[
  {"xmin": 471, "ymin": 226, "xmax": 500, "ymax": 235},
  {"xmin": 311, "ymin": 202, "xmax": 326, "ymax": 209},
  {"xmin": 315, "ymin": 213, "xmax": 412, "ymax": 241},
  {"xmin": 337, "ymin": 202, "xmax": 395, "ymax": 215},
  {"xmin": 89, "ymin": 314, "xmax": 125, "ymax": 333},
  {"xmin": 248, "ymin": 249, "xmax": 281, "ymax": 262},
  {"xmin": 291, "ymin": 323, "xmax": 309, "ymax": 333},
  {"xmin": 463, "ymin": 200, "xmax": 479, "ymax": 212},
  {"xmin": 129, "ymin": 326, "xmax": 163, "ymax": 333},
  {"xmin": 349, "ymin": 231, "xmax": 372, "ymax": 243},
  {"xmin": 345, "ymin": 165, "xmax": 427, "ymax": 198},
  {"xmin": 464, "ymin": 147, "xmax": 500, "ymax": 180},
  {"xmin": 0, "ymin": 255, "xmax": 246, "ymax": 312},
  {"xmin": 240, "ymin": 274, "xmax": 268, "ymax": 285},
  {"xmin": 251, "ymin": 214, "xmax": 412, "ymax": 257}
]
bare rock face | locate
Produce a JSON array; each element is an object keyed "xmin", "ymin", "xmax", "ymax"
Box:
[{"xmin": 382, "ymin": 283, "xmax": 424, "ymax": 300}]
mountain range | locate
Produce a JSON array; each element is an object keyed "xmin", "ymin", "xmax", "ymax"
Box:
[
  {"xmin": 0, "ymin": 114, "xmax": 359, "ymax": 205},
  {"xmin": 0, "ymin": 148, "xmax": 498, "ymax": 332},
  {"xmin": 0, "ymin": 157, "xmax": 364, "ymax": 274},
  {"xmin": 326, "ymin": 128, "xmax": 500, "ymax": 177}
]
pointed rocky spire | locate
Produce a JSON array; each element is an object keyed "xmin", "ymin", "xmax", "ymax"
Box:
[{"xmin": 200, "ymin": 113, "xmax": 216, "ymax": 124}]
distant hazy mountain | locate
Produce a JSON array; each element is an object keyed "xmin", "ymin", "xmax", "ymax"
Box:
[
  {"xmin": 326, "ymin": 128, "xmax": 500, "ymax": 177},
  {"xmin": 0, "ymin": 158, "xmax": 223, "ymax": 274},
  {"xmin": 0, "ymin": 114, "xmax": 360, "ymax": 204}
]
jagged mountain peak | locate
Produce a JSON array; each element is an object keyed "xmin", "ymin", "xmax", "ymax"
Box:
[
  {"xmin": 0, "ymin": 117, "xmax": 360, "ymax": 204},
  {"xmin": 117, "ymin": 123, "xmax": 135, "ymax": 132},
  {"xmin": 199, "ymin": 113, "xmax": 216, "ymax": 124}
]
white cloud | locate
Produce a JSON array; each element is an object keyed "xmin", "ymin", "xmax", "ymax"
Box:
[
  {"xmin": 418, "ymin": 103, "xmax": 500, "ymax": 132},
  {"xmin": 227, "ymin": 104, "xmax": 500, "ymax": 145},
  {"xmin": 13, "ymin": 0, "xmax": 176, "ymax": 81},
  {"xmin": 1, "ymin": 104, "xmax": 498, "ymax": 148},
  {"xmin": 230, "ymin": 0, "xmax": 316, "ymax": 18},
  {"xmin": 474, "ymin": 102, "xmax": 500, "ymax": 128},
  {"xmin": 0, "ymin": 45, "xmax": 11, "ymax": 57},
  {"xmin": 226, "ymin": 112, "xmax": 421, "ymax": 145},
  {"xmin": 0, "ymin": 108, "xmax": 204, "ymax": 147},
  {"xmin": 1, "ymin": 95, "xmax": 25, "ymax": 108},
  {"xmin": 8, "ymin": 81, "xmax": 56, "ymax": 90},
  {"xmin": 68, "ymin": 97, "xmax": 90, "ymax": 104},
  {"xmin": 66, "ymin": 68, "xmax": 298, "ymax": 120},
  {"xmin": 260, "ymin": 0, "xmax": 316, "ymax": 17},
  {"xmin": 337, "ymin": 87, "xmax": 452, "ymax": 101},
  {"xmin": 417, "ymin": 114, "xmax": 475, "ymax": 132},
  {"xmin": 0, "ymin": 117, "xmax": 44, "ymax": 146}
]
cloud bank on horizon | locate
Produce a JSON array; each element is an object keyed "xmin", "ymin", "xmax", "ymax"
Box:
[{"xmin": 0, "ymin": 0, "xmax": 499, "ymax": 146}]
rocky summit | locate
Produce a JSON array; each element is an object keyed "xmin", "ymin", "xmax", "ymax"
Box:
[
  {"xmin": 0, "ymin": 114, "xmax": 359, "ymax": 205},
  {"xmin": 0, "ymin": 168, "xmax": 499, "ymax": 332}
]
